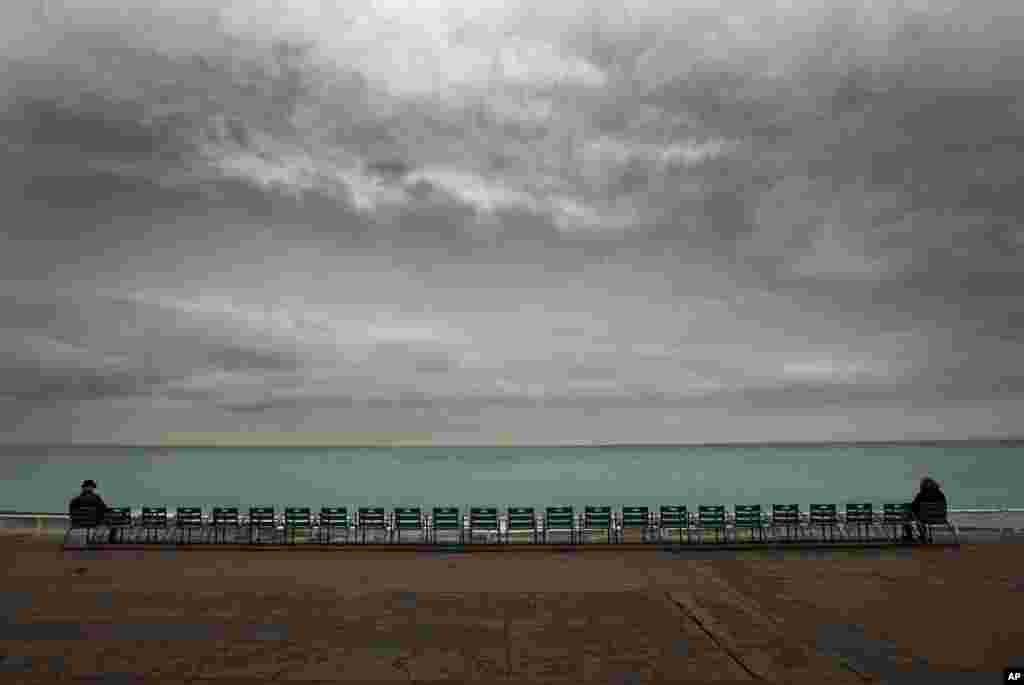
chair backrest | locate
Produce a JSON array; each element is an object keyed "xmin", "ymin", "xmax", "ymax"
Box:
[
  {"xmin": 659, "ymin": 506, "xmax": 688, "ymax": 528},
  {"xmin": 771, "ymin": 504, "xmax": 800, "ymax": 525},
  {"xmin": 175, "ymin": 507, "xmax": 203, "ymax": 527},
  {"xmin": 285, "ymin": 507, "xmax": 312, "ymax": 527},
  {"xmin": 432, "ymin": 507, "xmax": 461, "ymax": 530},
  {"xmin": 104, "ymin": 507, "xmax": 132, "ymax": 528},
  {"xmin": 698, "ymin": 505, "xmax": 726, "ymax": 527},
  {"xmin": 545, "ymin": 506, "xmax": 574, "ymax": 530},
  {"xmin": 917, "ymin": 500, "xmax": 948, "ymax": 524},
  {"xmin": 141, "ymin": 507, "xmax": 168, "ymax": 527},
  {"xmin": 470, "ymin": 507, "xmax": 499, "ymax": 530},
  {"xmin": 393, "ymin": 507, "xmax": 422, "ymax": 530},
  {"xmin": 506, "ymin": 507, "xmax": 535, "ymax": 531},
  {"xmin": 249, "ymin": 507, "xmax": 276, "ymax": 528},
  {"xmin": 845, "ymin": 503, "xmax": 873, "ymax": 524},
  {"xmin": 882, "ymin": 503, "xmax": 912, "ymax": 524},
  {"xmin": 320, "ymin": 507, "xmax": 349, "ymax": 527},
  {"xmin": 734, "ymin": 505, "xmax": 762, "ymax": 528},
  {"xmin": 621, "ymin": 506, "xmax": 650, "ymax": 528},
  {"xmin": 809, "ymin": 504, "xmax": 838, "ymax": 525},
  {"xmin": 212, "ymin": 507, "xmax": 240, "ymax": 525},
  {"xmin": 70, "ymin": 505, "xmax": 101, "ymax": 528},
  {"xmin": 584, "ymin": 506, "xmax": 612, "ymax": 529},
  {"xmin": 358, "ymin": 507, "xmax": 387, "ymax": 528}
]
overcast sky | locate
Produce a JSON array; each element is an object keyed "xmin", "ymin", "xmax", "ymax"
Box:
[{"xmin": 1, "ymin": 0, "xmax": 1022, "ymax": 444}]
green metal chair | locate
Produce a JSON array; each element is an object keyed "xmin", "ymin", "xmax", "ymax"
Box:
[
  {"xmin": 505, "ymin": 507, "xmax": 537, "ymax": 544},
  {"xmin": 248, "ymin": 507, "xmax": 277, "ymax": 544},
  {"xmin": 138, "ymin": 507, "xmax": 170, "ymax": 544},
  {"xmin": 392, "ymin": 507, "xmax": 425, "ymax": 543},
  {"xmin": 916, "ymin": 501, "xmax": 959, "ymax": 544},
  {"xmin": 357, "ymin": 507, "xmax": 387, "ymax": 544},
  {"xmin": 284, "ymin": 507, "xmax": 313, "ymax": 545},
  {"xmin": 431, "ymin": 507, "xmax": 463, "ymax": 544},
  {"xmin": 211, "ymin": 507, "xmax": 241, "ymax": 544},
  {"xmin": 808, "ymin": 504, "xmax": 839, "ymax": 542},
  {"xmin": 732, "ymin": 505, "xmax": 765, "ymax": 543},
  {"xmin": 318, "ymin": 507, "xmax": 351, "ymax": 545},
  {"xmin": 619, "ymin": 506, "xmax": 651, "ymax": 543},
  {"xmin": 658, "ymin": 506, "xmax": 690, "ymax": 544},
  {"xmin": 175, "ymin": 507, "xmax": 205, "ymax": 545},
  {"xmin": 469, "ymin": 507, "xmax": 500, "ymax": 543},
  {"xmin": 882, "ymin": 503, "xmax": 912, "ymax": 542},
  {"xmin": 769, "ymin": 504, "xmax": 802, "ymax": 542},
  {"xmin": 843, "ymin": 503, "xmax": 875, "ymax": 542},
  {"xmin": 582, "ymin": 506, "xmax": 613, "ymax": 544},
  {"xmin": 696, "ymin": 505, "xmax": 727, "ymax": 543},
  {"xmin": 544, "ymin": 506, "xmax": 576, "ymax": 544}
]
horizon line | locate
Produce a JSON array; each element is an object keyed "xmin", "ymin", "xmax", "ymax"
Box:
[{"xmin": 1, "ymin": 438, "xmax": 1022, "ymax": 448}]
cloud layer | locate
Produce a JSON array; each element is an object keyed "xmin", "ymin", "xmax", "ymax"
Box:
[{"xmin": 1, "ymin": 0, "xmax": 1022, "ymax": 443}]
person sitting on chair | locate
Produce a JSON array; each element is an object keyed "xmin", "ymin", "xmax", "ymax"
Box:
[
  {"xmin": 903, "ymin": 477, "xmax": 946, "ymax": 543},
  {"xmin": 69, "ymin": 479, "xmax": 117, "ymax": 543}
]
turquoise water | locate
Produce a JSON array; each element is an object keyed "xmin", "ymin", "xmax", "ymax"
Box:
[{"xmin": 1, "ymin": 443, "xmax": 1019, "ymax": 513}]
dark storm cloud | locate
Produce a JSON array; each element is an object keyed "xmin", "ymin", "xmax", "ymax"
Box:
[{"xmin": 1, "ymin": 0, "xmax": 1022, "ymax": 442}]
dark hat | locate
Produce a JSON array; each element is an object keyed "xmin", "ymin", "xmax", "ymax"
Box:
[{"xmin": 81, "ymin": 479, "xmax": 97, "ymax": 489}]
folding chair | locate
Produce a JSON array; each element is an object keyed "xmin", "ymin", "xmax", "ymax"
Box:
[
  {"xmin": 138, "ymin": 507, "xmax": 170, "ymax": 544},
  {"xmin": 769, "ymin": 504, "xmax": 801, "ymax": 542},
  {"xmin": 357, "ymin": 507, "xmax": 387, "ymax": 544},
  {"xmin": 432, "ymin": 507, "xmax": 463, "ymax": 544},
  {"xmin": 544, "ymin": 506, "xmax": 575, "ymax": 544},
  {"xmin": 211, "ymin": 507, "xmax": 241, "ymax": 544},
  {"xmin": 843, "ymin": 503, "xmax": 875, "ymax": 542},
  {"xmin": 318, "ymin": 507, "xmax": 350, "ymax": 545},
  {"xmin": 733, "ymin": 505, "xmax": 765, "ymax": 543},
  {"xmin": 392, "ymin": 508, "xmax": 425, "ymax": 543},
  {"xmin": 658, "ymin": 506, "xmax": 690, "ymax": 544},
  {"xmin": 696, "ymin": 505, "xmax": 727, "ymax": 543},
  {"xmin": 284, "ymin": 507, "xmax": 313, "ymax": 545},
  {"xmin": 174, "ymin": 507, "xmax": 205, "ymax": 545},
  {"xmin": 808, "ymin": 504, "xmax": 840, "ymax": 542},
  {"xmin": 882, "ymin": 503, "xmax": 912, "ymax": 542},
  {"xmin": 248, "ymin": 507, "xmax": 278, "ymax": 544},
  {"xmin": 103, "ymin": 507, "xmax": 133, "ymax": 544},
  {"xmin": 469, "ymin": 507, "xmax": 500, "ymax": 544},
  {"xmin": 505, "ymin": 507, "xmax": 536, "ymax": 544},
  {"xmin": 619, "ymin": 506, "xmax": 651, "ymax": 543},
  {"xmin": 582, "ymin": 506, "xmax": 613, "ymax": 544}
]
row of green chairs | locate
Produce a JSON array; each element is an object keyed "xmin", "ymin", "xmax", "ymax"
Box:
[{"xmin": 66, "ymin": 502, "xmax": 956, "ymax": 546}]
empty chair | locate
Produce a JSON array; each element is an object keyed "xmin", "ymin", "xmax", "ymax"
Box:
[
  {"xmin": 284, "ymin": 507, "xmax": 313, "ymax": 545},
  {"xmin": 63, "ymin": 505, "xmax": 103, "ymax": 548},
  {"xmin": 769, "ymin": 505, "xmax": 802, "ymax": 542},
  {"xmin": 696, "ymin": 505, "xmax": 727, "ymax": 544},
  {"xmin": 318, "ymin": 507, "xmax": 350, "ymax": 545},
  {"xmin": 505, "ymin": 507, "xmax": 537, "ymax": 544},
  {"xmin": 357, "ymin": 507, "xmax": 387, "ymax": 544},
  {"xmin": 581, "ymin": 506, "xmax": 613, "ymax": 544},
  {"xmin": 392, "ymin": 507, "xmax": 425, "ymax": 543},
  {"xmin": 658, "ymin": 506, "xmax": 690, "ymax": 544},
  {"xmin": 619, "ymin": 506, "xmax": 651, "ymax": 543},
  {"xmin": 103, "ymin": 507, "xmax": 133, "ymax": 544},
  {"xmin": 137, "ymin": 507, "xmax": 169, "ymax": 544},
  {"xmin": 916, "ymin": 500, "xmax": 959, "ymax": 544},
  {"xmin": 469, "ymin": 507, "xmax": 500, "ymax": 544},
  {"xmin": 844, "ymin": 503, "xmax": 875, "ymax": 542},
  {"xmin": 733, "ymin": 505, "xmax": 765, "ymax": 543},
  {"xmin": 808, "ymin": 504, "xmax": 840, "ymax": 542},
  {"xmin": 544, "ymin": 506, "xmax": 576, "ymax": 544},
  {"xmin": 211, "ymin": 507, "xmax": 241, "ymax": 544},
  {"xmin": 882, "ymin": 503, "xmax": 912, "ymax": 542},
  {"xmin": 175, "ymin": 507, "xmax": 205, "ymax": 545},
  {"xmin": 248, "ymin": 507, "xmax": 277, "ymax": 544},
  {"xmin": 431, "ymin": 507, "xmax": 463, "ymax": 544}
]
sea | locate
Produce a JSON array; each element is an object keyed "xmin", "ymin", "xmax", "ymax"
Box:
[{"xmin": 1, "ymin": 442, "xmax": 1020, "ymax": 514}]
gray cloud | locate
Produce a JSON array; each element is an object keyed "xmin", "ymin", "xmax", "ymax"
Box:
[{"xmin": 1, "ymin": 0, "xmax": 1022, "ymax": 443}]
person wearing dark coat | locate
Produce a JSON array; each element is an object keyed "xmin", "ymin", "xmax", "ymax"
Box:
[
  {"xmin": 69, "ymin": 479, "xmax": 118, "ymax": 543},
  {"xmin": 903, "ymin": 477, "xmax": 947, "ymax": 542}
]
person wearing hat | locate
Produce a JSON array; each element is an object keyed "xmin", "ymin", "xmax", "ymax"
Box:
[
  {"xmin": 903, "ymin": 476, "xmax": 947, "ymax": 543},
  {"xmin": 69, "ymin": 479, "xmax": 117, "ymax": 543}
]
